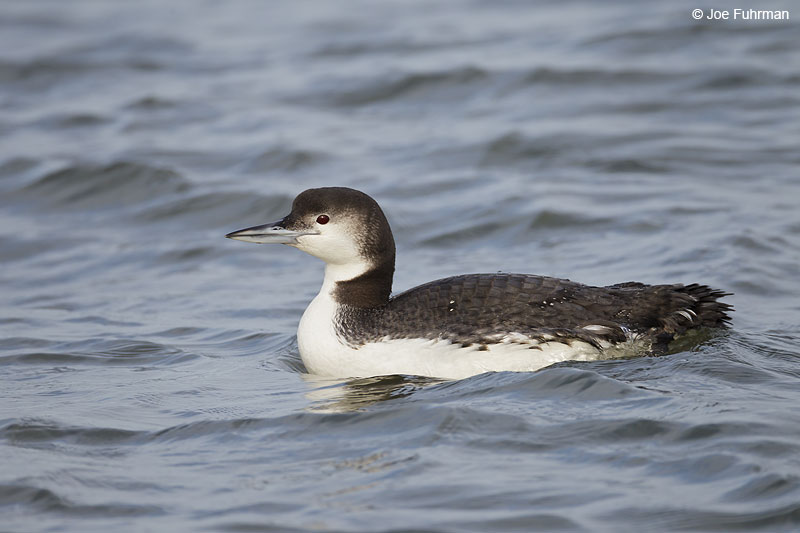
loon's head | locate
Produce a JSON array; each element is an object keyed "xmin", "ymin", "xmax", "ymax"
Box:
[{"xmin": 227, "ymin": 187, "xmax": 396, "ymax": 305}]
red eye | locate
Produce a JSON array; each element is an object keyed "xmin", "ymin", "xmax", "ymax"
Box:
[{"xmin": 316, "ymin": 214, "xmax": 330, "ymax": 225}]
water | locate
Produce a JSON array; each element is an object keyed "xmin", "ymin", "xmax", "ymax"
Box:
[{"xmin": 2, "ymin": 0, "xmax": 800, "ymax": 531}]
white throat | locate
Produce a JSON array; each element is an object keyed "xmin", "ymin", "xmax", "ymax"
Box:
[{"xmin": 322, "ymin": 260, "xmax": 371, "ymax": 288}]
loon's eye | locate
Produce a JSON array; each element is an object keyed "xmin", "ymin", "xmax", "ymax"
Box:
[{"xmin": 316, "ymin": 214, "xmax": 330, "ymax": 225}]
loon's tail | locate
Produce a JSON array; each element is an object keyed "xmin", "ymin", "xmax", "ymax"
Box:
[{"xmin": 659, "ymin": 283, "xmax": 733, "ymax": 334}]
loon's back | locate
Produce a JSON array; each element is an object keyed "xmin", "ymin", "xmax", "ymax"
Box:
[{"xmin": 336, "ymin": 273, "xmax": 732, "ymax": 350}]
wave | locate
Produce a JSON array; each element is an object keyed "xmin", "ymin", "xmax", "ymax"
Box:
[
  {"xmin": 323, "ymin": 66, "xmax": 490, "ymax": 106},
  {"xmin": 311, "ymin": 64, "xmax": 702, "ymax": 108},
  {"xmin": 0, "ymin": 338, "xmax": 195, "ymax": 366},
  {"xmin": 17, "ymin": 161, "xmax": 190, "ymax": 210},
  {"xmin": 0, "ymin": 483, "xmax": 163, "ymax": 517},
  {"xmin": 237, "ymin": 147, "xmax": 329, "ymax": 174},
  {"xmin": 135, "ymin": 191, "xmax": 291, "ymax": 227}
]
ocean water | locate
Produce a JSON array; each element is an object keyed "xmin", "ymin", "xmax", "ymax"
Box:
[{"xmin": 2, "ymin": 1, "xmax": 800, "ymax": 531}]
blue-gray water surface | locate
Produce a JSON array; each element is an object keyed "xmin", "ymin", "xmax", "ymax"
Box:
[{"xmin": 2, "ymin": 1, "xmax": 800, "ymax": 531}]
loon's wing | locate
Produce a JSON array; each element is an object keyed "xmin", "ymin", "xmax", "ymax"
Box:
[{"xmin": 374, "ymin": 273, "xmax": 731, "ymax": 348}]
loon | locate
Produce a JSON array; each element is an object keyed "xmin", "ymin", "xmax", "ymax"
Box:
[{"xmin": 226, "ymin": 187, "xmax": 732, "ymax": 380}]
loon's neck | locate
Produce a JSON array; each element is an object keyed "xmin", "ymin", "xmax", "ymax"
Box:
[
  {"xmin": 321, "ymin": 258, "xmax": 394, "ymax": 309},
  {"xmin": 334, "ymin": 259, "xmax": 394, "ymax": 308}
]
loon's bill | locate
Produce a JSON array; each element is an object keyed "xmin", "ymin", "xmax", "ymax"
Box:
[
  {"xmin": 226, "ymin": 221, "xmax": 318, "ymax": 244},
  {"xmin": 226, "ymin": 187, "xmax": 732, "ymax": 380}
]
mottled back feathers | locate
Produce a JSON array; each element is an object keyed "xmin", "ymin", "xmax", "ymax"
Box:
[{"xmin": 335, "ymin": 273, "xmax": 732, "ymax": 350}]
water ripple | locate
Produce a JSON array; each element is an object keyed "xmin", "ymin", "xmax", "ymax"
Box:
[{"xmin": 14, "ymin": 162, "xmax": 190, "ymax": 210}]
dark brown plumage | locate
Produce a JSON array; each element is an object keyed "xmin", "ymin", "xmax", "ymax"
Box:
[{"xmin": 336, "ymin": 273, "xmax": 732, "ymax": 351}]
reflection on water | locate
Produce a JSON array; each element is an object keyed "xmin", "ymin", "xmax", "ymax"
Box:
[{"xmin": 304, "ymin": 374, "xmax": 444, "ymax": 413}]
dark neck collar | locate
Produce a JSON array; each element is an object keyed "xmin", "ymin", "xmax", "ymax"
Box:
[{"xmin": 333, "ymin": 258, "xmax": 395, "ymax": 308}]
